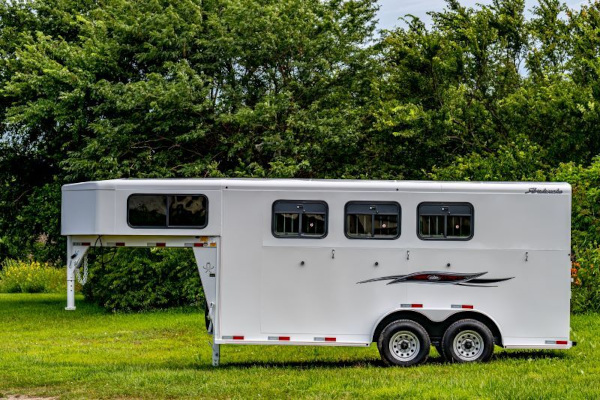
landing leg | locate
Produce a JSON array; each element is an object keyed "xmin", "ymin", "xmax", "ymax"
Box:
[
  {"xmin": 212, "ymin": 342, "xmax": 220, "ymax": 366},
  {"xmin": 65, "ymin": 237, "xmax": 89, "ymax": 311}
]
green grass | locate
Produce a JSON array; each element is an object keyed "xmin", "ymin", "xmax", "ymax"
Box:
[{"xmin": 0, "ymin": 294, "xmax": 598, "ymax": 399}]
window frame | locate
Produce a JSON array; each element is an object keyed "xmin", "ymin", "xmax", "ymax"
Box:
[
  {"xmin": 272, "ymin": 200, "xmax": 328, "ymax": 239},
  {"xmin": 344, "ymin": 201, "xmax": 402, "ymax": 240},
  {"xmin": 417, "ymin": 202, "xmax": 474, "ymax": 241},
  {"xmin": 127, "ymin": 193, "xmax": 209, "ymax": 229}
]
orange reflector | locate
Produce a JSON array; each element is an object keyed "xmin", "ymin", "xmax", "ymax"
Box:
[
  {"xmin": 210, "ymin": 242, "xmax": 217, "ymax": 247},
  {"xmin": 201, "ymin": 236, "xmax": 209, "ymax": 241}
]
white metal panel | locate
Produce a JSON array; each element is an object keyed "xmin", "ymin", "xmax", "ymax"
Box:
[{"xmin": 218, "ymin": 184, "xmax": 571, "ymax": 347}]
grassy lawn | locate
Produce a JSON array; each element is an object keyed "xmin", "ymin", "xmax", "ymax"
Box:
[{"xmin": 0, "ymin": 294, "xmax": 598, "ymax": 399}]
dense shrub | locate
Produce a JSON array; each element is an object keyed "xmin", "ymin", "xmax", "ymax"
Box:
[
  {"xmin": 0, "ymin": 260, "xmax": 68, "ymax": 293},
  {"xmin": 82, "ymin": 247, "xmax": 203, "ymax": 311},
  {"xmin": 571, "ymin": 247, "xmax": 600, "ymax": 314},
  {"xmin": 553, "ymin": 157, "xmax": 600, "ymax": 248},
  {"xmin": 429, "ymin": 136, "xmax": 550, "ymax": 182},
  {"xmin": 554, "ymin": 158, "xmax": 600, "ymax": 313}
]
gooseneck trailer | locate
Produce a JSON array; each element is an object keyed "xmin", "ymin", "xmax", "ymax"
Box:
[{"xmin": 61, "ymin": 179, "xmax": 574, "ymax": 366}]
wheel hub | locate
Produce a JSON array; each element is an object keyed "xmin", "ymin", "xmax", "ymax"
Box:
[
  {"xmin": 389, "ymin": 330, "xmax": 420, "ymax": 362},
  {"xmin": 453, "ymin": 330, "xmax": 484, "ymax": 361}
]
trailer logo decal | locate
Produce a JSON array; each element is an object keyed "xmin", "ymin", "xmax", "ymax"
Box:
[
  {"xmin": 525, "ymin": 187, "xmax": 563, "ymax": 194},
  {"xmin": 357, "ymin": 271, "xmax": 514, "ymax": 287}
]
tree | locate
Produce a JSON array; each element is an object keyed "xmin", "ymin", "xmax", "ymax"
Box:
[{"xmin": 0, "ymin": 0, "xmax": 378, "ymax": 261}]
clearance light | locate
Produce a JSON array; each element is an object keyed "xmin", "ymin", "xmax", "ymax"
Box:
[
  {"xmin": 401, "ymin": 304, "xmax": 423, "ymax": 308},
  {"xmin": 451, "ymin": 304, "xmax": 474, "ymax": 309}
]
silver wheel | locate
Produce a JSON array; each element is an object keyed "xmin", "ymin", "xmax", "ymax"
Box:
[
  {"xmin": 389, "ymin": 330, "xmax": 421, "ymax": 362},
  {"xmin": 453, "ymin": 330, "xmax": 484, "ymax": 361}
]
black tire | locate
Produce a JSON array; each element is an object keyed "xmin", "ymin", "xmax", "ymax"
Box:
[
  {"xmin": 441, "ymin": 319, "xmax": 494, "ymax": 363},
  {"xmin": 377, "ymin": 319, "xmax": 431, "ymax": 367}
]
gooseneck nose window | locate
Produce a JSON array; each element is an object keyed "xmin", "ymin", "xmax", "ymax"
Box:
[
  {"xmin": 128, "ymin": 194, "xmax": 208, "ymax": 228},
  {"xmin": 272, "ymin": 201, "xmax": 328, "ymax": 238}
]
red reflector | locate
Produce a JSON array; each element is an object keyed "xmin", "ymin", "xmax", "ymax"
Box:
[
  {"xmin": 156, "ymin": 243, "xmax": 166, "ymax": 247},
  {"xmin": 194, "ymin": 243, "xmax": 204, "ymax": 247},
  {"xmin": 411, "ymin": 304, "xmax": 423, "ymax": 308},
  {"xmin": 116, "ymin": 242, "xmax": 125, "ymax": 247},
  {"xmin": 325, "ymin": 337, "xmax": 336, "ymax": 342},
  {"xmin": 462, "ymin": 305, "xmax": 474, "ymax": 309},
  {"xmin": 279, "ymin": 336, "xmax": 290, "ymax": 341},
  {"xmin": 233, "ymin": 336, "xmax": 244, "ymax": 340},
  {"xmin": 81, "ymin": 242, "xmax": 91, "ymax": 246},
  {"xmin": 556, "ymin": 340, "xmax": 568, "ymax": 345}
]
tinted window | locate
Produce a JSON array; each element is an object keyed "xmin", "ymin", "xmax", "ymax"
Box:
[
  {"xmin": 169, "ymin": 195, "xmax": 207, "ymax": 227},
  {"xmin": 128, "ymin": 194, "xmax": 208, "ymax": 228},
  {"xmin": 128, "ymin": 195, "xmax": 167, "ymax": 227},
  {"xmin": 418, "ymin": 203, "xmax": 473, "ymax": 240},
  {"xmin": 345, "ymin": 202, "xmax": 400, "ymax": 239},
  {"xmin": 272, "ymin": 201, "xmax": 327, "ymax": 238}
]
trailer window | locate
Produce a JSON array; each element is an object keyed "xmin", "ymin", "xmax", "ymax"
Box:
[
  {"xmin": 345, "ymin": 202, "xmax": 401, "ymax": 239},
  {"xmin": 272, "ymin": 201, "xmax": 328, "ymax": 238},
  {"xmin": 169, "ymin": 195, "xmax": 207, "ymax": 227},
  {"xmin": 128, "ymin": 195, "xmax": 167, "ymax": 227},
  {"xmin": 418, "ymin": 203, "xmax": 473, "ymax": 240},
  {"xmin": 128, "ymin": 194, "xmax": 208, "ymax": 228}
]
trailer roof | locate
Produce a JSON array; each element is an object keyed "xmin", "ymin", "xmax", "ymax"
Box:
[{"xmin": 62, "ymin": 178, "xmax": 571, "ymax": 195}]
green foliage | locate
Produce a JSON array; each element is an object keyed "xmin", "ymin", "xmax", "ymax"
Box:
[
  {"xmin": 571, "ymin": 247, "xmax": 600, "ymax": 314},
  {"xmin": 0, "ymin": 260, "xmax": 68, "ymax": 293},
  {"xmin": 82, "ymin": 248, "xmax": 203, "ymax": 311},
  {"xmin": 429, "ymin": 136, "xmax": 549, "ymax": 181},
  {"xmin": 553, "ymin": 157, "xmax": 600, "ymax": 313},
  {"xmin": 553, "ymin": 157, "xmax": 600, "ymax": 247}
]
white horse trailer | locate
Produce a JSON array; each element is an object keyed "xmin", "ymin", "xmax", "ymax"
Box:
[{"xmin": 61, "ymin": 179, "xmax": 574, "ymax": 366}]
